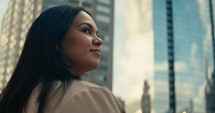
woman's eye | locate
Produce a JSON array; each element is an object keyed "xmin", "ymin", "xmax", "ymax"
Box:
[{"xmin": 82, "ymin": 28, "xmax": 90, "ymax": 34}]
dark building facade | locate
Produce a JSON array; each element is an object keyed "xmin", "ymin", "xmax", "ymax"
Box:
[
  {"xmin": 205, "ymin": 0, "xmax": 215, "ymax": 113},
  {"xmin": 166, "ymin": 0, "xmax": 176, "ymax": 112},
  {"xmin": 205, "ymin": 71, "xmax": 215, "ymax": 113}
]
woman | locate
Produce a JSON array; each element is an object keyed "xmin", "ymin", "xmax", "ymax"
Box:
[{"xmin": 0, "ymin": 5, "xmax": 125, "ymax": 113}]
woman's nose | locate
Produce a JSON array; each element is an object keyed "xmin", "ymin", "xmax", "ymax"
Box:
[{"xmin": 93, "ymin": 36, "xmax": 103, "ymax": 46}]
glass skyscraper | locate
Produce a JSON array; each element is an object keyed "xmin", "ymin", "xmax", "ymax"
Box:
[{"xmin": 126, "ymin": 0, "xmax": 214, "ymax": 113}]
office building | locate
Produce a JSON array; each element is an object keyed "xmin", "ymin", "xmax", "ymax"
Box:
[
  {"xmin": 0, "ymin": 0, "xmax": 114, "ymax": 91},
  {"xmin": 0, "ymin": 0, "xmax": 43, "ymax": 92},
  {"xmin": 126, "ymin": 0, "xmax": 214, "ymax": 113},
  {"xmin": 205, "ymin": 61, "xmax": 215, "ymax": 113},
  {"xmin": 205, "ymin": 0, "xmax": 215, "ymax": 112}
]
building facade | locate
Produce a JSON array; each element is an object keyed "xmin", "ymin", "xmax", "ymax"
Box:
[
  {"xmin": 126, "ymin": 0, "xmax": 214, "ymax": 113},
  {"xmin": 0, "ymin": 0, "xmax": 43, "ymax": 92},
  {"xmin": 0, "ymin": 0, "xmax": 114, "ymax": 92},
  {"xmin": 205, "ymin": 0, "xmax": 215, "ymax": 112},
  {"xmin": 205, "ymin": 62, "xmax": 215, "ymax": 113}
]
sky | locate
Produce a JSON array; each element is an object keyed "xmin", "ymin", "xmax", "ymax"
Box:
[
  {"xmin": 113, "ymin": 0, "xmax": 127, "ymax": 98},
  {"xmin": 0, "ymin": 0, "xmax": 10, "ymax": 30},
  {"xmin": 0, "ymin": 0, "xmax": 127, "ymax": 99}
]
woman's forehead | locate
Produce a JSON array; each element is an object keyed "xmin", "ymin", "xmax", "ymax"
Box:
[{"xmin": 72, "ymin": 11, "xmax": 96, "ymax": 28}]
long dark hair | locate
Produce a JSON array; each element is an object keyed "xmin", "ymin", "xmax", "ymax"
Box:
[{"xmin": 0, "ymin": 5, "xmax": 87, "ymax": 113}]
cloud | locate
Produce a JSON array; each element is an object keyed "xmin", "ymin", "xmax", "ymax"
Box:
[
  {"xmin": 197, "ymin": 0, "xmax": 215, "ymax": 82},
  {"xmin": 155, "ymin": 61, "xmax": 187, "ymax": 72},
  {"xmin": 175, "ymin": 61, "xmax": 187, "ymax": 72},
  {"xmin": 193, "ymin": 81, "xmax": 206, "ymax": 112},
  {"xmin": 155, "ymin": 62, "xmax": 167, "ymax": 72},
  {"xmin": 191, "ymin": 43, "xmax": 198, "ymax": 66},
  {"xmin": 197, "ymin": 0, "xmax": 209, "ymax": 27},
  {"xmin": 175, "ymin": 81, "xmax": 194, "ymax": 97},
  {"xmin": 174, "ymin": 80, "xmax": 206, "ymax": 112},
  {"xmin": 197, "ymin": 0, "xmax": 213, "ymax": 54}
]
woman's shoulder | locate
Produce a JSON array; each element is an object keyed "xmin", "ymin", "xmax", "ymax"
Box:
[
  {"xmin": 73, "ymin": 80, "xmax": 102, "ymax": 89},
  {"xmin": 33, "ymin": 80, "xmax": 125, "ymax": 113},
  {"xmin": 75, "ymin": 80, "xmax": 110, "ymax": 92},
  {"xmin": 65, "ymin": 80, "xmax": 113, "ymax": 99},
  {"xmin": 60, "ymin": 80, "xmax": 125, "ymax": 113}
]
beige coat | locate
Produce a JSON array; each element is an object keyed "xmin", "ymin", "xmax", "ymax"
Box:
[{"xmin": 26, "ymin": 80, "xmax": 125, "ymax": 113}]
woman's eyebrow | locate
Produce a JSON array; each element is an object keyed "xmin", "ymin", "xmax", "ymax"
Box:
[
  {"xmin": 78, "ymin": 22, "xmax": 99, "ymax": 32},
  {"xmin": 78, "ymin": 22, "xmax": 93, "ymax": 28}
]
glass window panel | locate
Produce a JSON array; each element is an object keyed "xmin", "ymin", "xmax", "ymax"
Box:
[
  {"xmin": 97, "ymin": 5, "xmax": 110, "ymax": 14},
  {"xmin": 97, "ymin": 0, "xmax": 111, "ymax": 4},
  {"xmin": 96, "ymin": 14, "xmax": 110, "ymax": 23}
]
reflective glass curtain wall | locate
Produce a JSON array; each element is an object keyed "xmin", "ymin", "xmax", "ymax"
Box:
[
  {"xmin": 173, "ymin": 0, "xmax": 213, "ymax": 112},
  {"xmin": 126, "ymin": 0, "xmax": 214, "ymax": 113},
  {"xmin": 153, "ymin": 0, "xmax": 214, "ymax": 113}
]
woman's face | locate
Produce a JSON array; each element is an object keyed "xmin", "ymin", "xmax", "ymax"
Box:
[{"xmin": 60, "ymin": 11, "xmax": 103, "ymax": 76}]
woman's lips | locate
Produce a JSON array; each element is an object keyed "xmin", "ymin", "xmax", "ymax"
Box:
[{"xmin": 89, "ymin": 48, "xmax": 101, "ymax": 55}]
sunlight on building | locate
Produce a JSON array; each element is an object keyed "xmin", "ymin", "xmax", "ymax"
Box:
[{"xmin": 135, "ymin": 109, "xmax": 142, "ymax": 113}]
